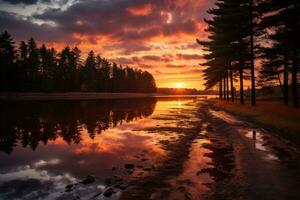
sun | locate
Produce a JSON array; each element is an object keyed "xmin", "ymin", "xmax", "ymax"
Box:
[{"xmin": 175, "ymin": 82, "xmax": 185, "ymax": 89}]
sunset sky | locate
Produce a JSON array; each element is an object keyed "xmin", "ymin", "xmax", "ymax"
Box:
[{"xmin": 0, "ymin": 0, "xmax": 215, "ymax": 89}]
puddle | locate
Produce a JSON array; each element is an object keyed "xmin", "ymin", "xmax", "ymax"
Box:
[
  {"xmin": 243, "ymin": 129, "xmax": 279, "ymax": 161},
  {"xmin": 166, "ymin": 138, "xmax": 213, "ymax": 200},
  {"xmin": 209, "ymin": 108, "xmax": 279, "ymax": 162}
]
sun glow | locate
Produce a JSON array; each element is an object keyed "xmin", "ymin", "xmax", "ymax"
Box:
[{"xmin": 175, "ymin": 82, "xmax": 185, "ymax": 88}]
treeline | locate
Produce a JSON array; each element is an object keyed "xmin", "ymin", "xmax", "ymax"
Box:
[
  {"xmin": 198, "ymin": 0, "xmax": 299, "ymax": 107},
  {"xmin": 0, "ymin": 32, "xmax": 157, "ymax": 93}
]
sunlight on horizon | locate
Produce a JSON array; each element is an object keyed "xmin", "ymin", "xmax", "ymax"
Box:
[{"xmin": 175, "ymin": 83, "xmax": 186, "ymax": 88}]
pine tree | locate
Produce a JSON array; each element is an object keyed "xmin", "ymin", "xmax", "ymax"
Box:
[
  {"xmin": 16, "ymin": 41, "xmax": 28, "ymax": 91},
  {"xmin": 257, "ymin": 0, "xmax": 299, "ymax": 107},
  {"xmin": 27, "ymin": 38, "xmax": 40, "ymax": 91},
  {"xmin": 39, "ymin": 45, "xmax": 57, "ymax": 91},
  {"xmin": 0, "ymin": 31, "xmax": 16, "ymax": 91},
  {"xmin": 82, "ymin": 51, "xmax": 98, "ymax": 91},
  {"xmin": 198, "ymin": 0, "xmax": 258, "ymax": 105}
]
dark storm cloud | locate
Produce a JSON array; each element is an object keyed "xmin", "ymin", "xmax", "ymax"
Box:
[
  {"xmin": 0, "ymin": 11, "xmax": 78, "ymax": 43},
  {"xmin": 34, "ymin": 0, "xmax": 160, "ymax": 36},
  {"xmin": 0, "ymin": 0, "xmax": 214, "ymax": 50},
  {"xmin": 19, "ymin": 0, "xmax": 166, "ymax": 48},
  {"xmin": 2, "ymin": 0, "xmax": 50, "ymax": 5}
]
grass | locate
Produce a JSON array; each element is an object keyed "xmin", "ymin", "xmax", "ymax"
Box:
[{"xmin": 212, "ymin": 100, "xmax": 300, "ymax": 147}]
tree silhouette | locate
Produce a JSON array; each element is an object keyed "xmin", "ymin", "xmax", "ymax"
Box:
[
  {"xmin": 27, "ymin": 38, "xmax": 40, "ymax": 91},
  {"xmin": 257, "ymin": 0, "xmax": 299, "ymax": 107},
  {"xmin": 197, "ymin": 0, "xmax": 300, "ymax": 106},
  {"xmin": 0, "ymin": 31, "xmax": 16, "ymax": 92},
  {"xmin": 0, "ymin": 32, "xmax": 157, "ymax": 93},
  {"xmin": 81, "ymin": 50, "xmax": 98, "ymax": 91},
  {"xmin": 197, "ymin": 0, "xmax": 250, "ymax": 103}
]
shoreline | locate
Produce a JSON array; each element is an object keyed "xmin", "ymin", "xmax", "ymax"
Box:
[{"xmin": 0, "ymin": 92, "xmax": 210, "ymax": 100}]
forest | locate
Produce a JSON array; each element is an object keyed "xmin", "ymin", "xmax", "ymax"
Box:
[
  {"xmin": 0, "ymin": 32, "xmax": 157, "ymax": 93},
  {"xmin": 198, "ymin": 0, "xmax": 299, "ymax": 107}
]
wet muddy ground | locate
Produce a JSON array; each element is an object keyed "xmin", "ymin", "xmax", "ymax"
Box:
[{"xmin": 0, "ymin": 98, "xmax": 300, "ymax": 200}]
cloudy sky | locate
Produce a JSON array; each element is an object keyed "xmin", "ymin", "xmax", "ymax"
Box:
[{"xmin": 0, "ymin": 0, "xmax": 214, "ymax": 89}]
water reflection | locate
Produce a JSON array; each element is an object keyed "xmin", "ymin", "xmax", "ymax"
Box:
[
  {"xmin": 245, "ymin": 129, "xmax": 278, "ymax": 161},
  {"xmin": 0, "ymin": 98, "xmax": 200, "ymax": 200},
  {"xmin": 0, "ymin": 99, "xmax": 156, "ymax": 154}
]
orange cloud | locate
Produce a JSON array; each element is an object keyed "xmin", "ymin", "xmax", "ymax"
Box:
[{"xmin": 127, "ymin": 3, "xmax": 153, "ymax": 16}]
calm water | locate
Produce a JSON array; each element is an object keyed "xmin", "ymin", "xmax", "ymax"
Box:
[
  {"xmin": 0, "ymin": 97, "xmax": 207, "ymax": 200},
  {"xmin": 1, "ymin": 97, "xmax": 296, "ymax": 200}
]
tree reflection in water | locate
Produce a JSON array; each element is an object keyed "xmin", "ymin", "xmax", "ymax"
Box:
[{"xmin": 0, "ymin": 98, "xmax": 157, "ymax": 154}]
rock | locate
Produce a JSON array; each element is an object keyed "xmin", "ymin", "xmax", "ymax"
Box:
[
  {"xmin": 115, "ymin": 183, "xmax": 127, "ymax": 190},
  {"xmin": 81, "ymin": 175, "xmax": 95, "ymax": 184},
  {"xmin": 65, "ymin": 184, "xmax": 73, "ymax": 189},
  {"xmin": 65, "ymin": 184, "xmax": 74, "ymax": 192},
  {"xmin": 119, "ymin": 184, "xmax": 127, "ymax": 190},
  {"xmin": 103, "ymin": 188, "xmax": 114, "ymax": 198},
  {"xmin": 124, "ymin": 164, "xmax": 135, "ymax": 169}
]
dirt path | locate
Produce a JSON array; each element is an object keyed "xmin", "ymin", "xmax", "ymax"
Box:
[
  {"xmin": 119, "ymin": 101, "xmax": 300, "ymax": 200},
  {"xmin": 205, "ymin": 102, "xmax": 300, "ymax": 200}
]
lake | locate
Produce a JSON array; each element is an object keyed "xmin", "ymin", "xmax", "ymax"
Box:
[
  {"xmin": 1, "ymin": 97, "xmax": 300, "ymax": 200},
  {"xmin": 0, "ymin": 97, "xmax": 212, "ymax": 200}
]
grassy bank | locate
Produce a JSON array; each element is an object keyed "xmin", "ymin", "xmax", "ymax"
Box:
[{"xmin": 212, "ymin": 100, "xmax": 300, "ymax": 147}]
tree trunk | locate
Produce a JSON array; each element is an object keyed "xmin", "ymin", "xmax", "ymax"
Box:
[
  {"xmin": 283, "ymin": 18, "xmax": 289, "ymax": 105},
  {"xmin": 277, "ymin": 73, "xmax": 283, "ymax": 93},
  {"xmin": 250, "ymin": 0, "xmax": 256, "ymax": 106},
  {"xmin": 223, "ymin": 76, "xmax": 226, "ymax": 100},
  {"xmin": 283, "ymin": 54, "xmax": 289, "ymax": 105},
  {"xmin": 219, "ymin": 80, "xmax": 223, "ymax": 100},
  {"xmin": 238, "ymin": 40, "xmax": 245, "ymax": 104},
  {"xmin": 229, "ymin": 64, "xmax": 234, "ymax": 102},
  {"xmin": 239, "ymin": 66, "xmax": 244, "ymax": 105},
  {"xmin": 291, "ymin": 2, "xmax": 298, "ymax": 108},
  {"xmin": 226, "ymin": 69, "xmax": 229, "ymax": 101},
  {"xmin": 292, "ymin": 49, "xmax": 298, "ymax": 108}
]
